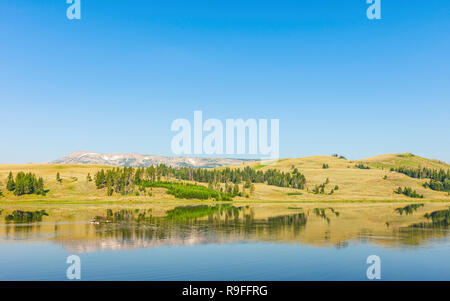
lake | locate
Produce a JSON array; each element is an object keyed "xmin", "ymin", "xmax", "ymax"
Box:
[{"xmin": 1, "ymin": 202, "xmax": 450, "ymax": 281}]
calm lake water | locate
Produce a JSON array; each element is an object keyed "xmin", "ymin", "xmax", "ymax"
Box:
[{"xmin": 1, "ymin": 202, "xmax": 450, "ymax": 281}]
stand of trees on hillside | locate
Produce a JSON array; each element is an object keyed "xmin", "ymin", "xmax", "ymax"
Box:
[
  {"xmin": 93, "ymin": 165, "xmax": 307, "ymax": 199},
  {"xmin": 5, "ymin": 172, "xmax": 46, "ymax": 196},
  {"xmin": 394, "ymin": 187, "xmax": 424, "ymax": 199},
  {"xmin": 332, "ymin": 154, "xmax": 347, "ymax": 159},
  {"xmin": 167, "ymin": 165, "xmax": 306, "ymax": 190},
  {"xmin": 310, "ymin": 178, "xmax": 337, "ymax": 195},
  {"xmin": 391, "ymin": 167, "xmax": 450, "ymax": 192},
  {"xmin": 355, "ymin": 164, "xmax": 370, "ymax": 169}
]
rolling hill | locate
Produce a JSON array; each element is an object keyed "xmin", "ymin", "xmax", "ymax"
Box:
[{"xmin": 0, "ymin": 153, "xmax": 449, "ymax": 203}]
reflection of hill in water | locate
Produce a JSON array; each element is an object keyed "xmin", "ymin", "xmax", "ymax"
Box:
[{"xmin": 1, "ymin": 204, "xmax": 450, "ymax": 252}]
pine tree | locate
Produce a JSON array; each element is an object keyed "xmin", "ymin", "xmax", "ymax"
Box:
[
  {"xmin": 233, "ymin": 183, "xmax": 240, "ymax": 196},
  {"xmin": 244, "ymin": 179, "xmax": 251, "ymax": 189},
  {"xmin": 95, "ymin": 170, "xmax": 105, "ymax": 188},
  {"xmin": 107, "ymin": 185, "xmax": 114, "ymax": 196},
  {"xmin": 37, "ymin": 177, "xmax": 45, "ymax": 195},
  {"xmin": 56, "ymin": 172, "xmax": 62, "ymax": 184},
  {"xmin": 6, "ymin": 171, "xmax": 15, "ymax": 191}
]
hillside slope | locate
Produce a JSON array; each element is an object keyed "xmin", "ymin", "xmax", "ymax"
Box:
[
  {"xmin": 232, "ymin": 153, "xmax": 450, "ymax": 201},
  {"xmin": 0, "ymin": 154, "xmax": 449, "ymax": 202},
  {"xmin": 359, "ymin": 153, "xmax": 450, "ymax": 170}
]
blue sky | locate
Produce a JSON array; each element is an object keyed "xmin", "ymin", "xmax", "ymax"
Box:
[{"xmin": 1, "ymin": 0, "xmax": 449, "ymax": 163}]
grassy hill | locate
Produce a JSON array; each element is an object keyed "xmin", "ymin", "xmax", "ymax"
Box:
[
  {"xmin": 229, "ymin": 153, "xmax": 450, "ymax": 202},
  {"xmin": 359, "ymin": 153, "xmax": 449, "ymax": 170},
  {"xmin": 0, "ymin": 153, "xmax": 449, "ymax": 203}
]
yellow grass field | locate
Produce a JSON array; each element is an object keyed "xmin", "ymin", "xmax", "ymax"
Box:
[{"xmin": 0, "ymin": 153, "xmax": 449, "ymax": 203}]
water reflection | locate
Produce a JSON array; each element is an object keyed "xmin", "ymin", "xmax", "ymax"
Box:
[
  {"xmin": 1, "ymin": 203, "xmax": 450, "ymax": 252},
  {"xmin": 310, "ymin": 207, "xmax": 339, "ymax": 224},
  {"xmin": 89, "ymin": 206, "xmax": 309, "ymax": 252},
  {"xmin": 4, "ymin": 210, "xmax": 49, "ymax": 223},
  {"xmin": 409, "ymin": 207, "xmax": 450, "ymax": 229},
  {"xmin": 395, "ymin": 204, "xmax": 424, "ymax": 216}
]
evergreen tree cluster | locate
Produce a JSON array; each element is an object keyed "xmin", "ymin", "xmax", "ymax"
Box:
[
  {"xmin": 93, "ymin": 164, "xmax": 307, "ymax": 199},
  {"xmin": 94, "ymin": 167, "xmax": 136, "ymax": 195},
  {"xmin": 394, "ymin": 186, "xmax": 424, "ymax": 199},
  {"xmin": 94, "ymin": 165, "xmax": 306, "ymax": 193},
  {"xmin": 172, "ymin": 165, "xmax": 306, "ymax": 190},
  {"xmin": 391, "ymin": 166, "xmax": 450, "ymax": 192},
  {"xmin": 93, "ymin": 166, "xmax": 233, "ymax": 200},
  {"xmin": 264, "ymin": 168, "xmax": 306, "ymax": 189},
  {"xmin": 311, "ymin": 178, "xmax": 336, "ymax": 195},
  {"xmin": 424, "ymin": 179, "xmax": 450, "ymax": 192},
  {"xmin": 6, "ymin": 171, "xmax": 46, "ymax": 196},
  {"xmin": 355, "ymin": 164, "xmax": 370, "ymax": 169}
]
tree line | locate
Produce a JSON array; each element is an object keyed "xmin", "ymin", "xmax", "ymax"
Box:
[
  {"xmin": 172, "ymin": 165, "xmax": 306, "ymax": 190},
  {"xmin": 93, "ymin": 164, "xmax": 307, "ymax": 199},
  {"xmin": 94, "ymin": 165, "xmax": 306, "ymax": 191},
  {"xmin": 391, "ymin": 166, "xmax": 450, "ymax": 192}
]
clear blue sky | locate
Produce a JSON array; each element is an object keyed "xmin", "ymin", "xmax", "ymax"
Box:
[{"xmin": 1, "ymin": 0, "xmax": 449, "ymax": 163}]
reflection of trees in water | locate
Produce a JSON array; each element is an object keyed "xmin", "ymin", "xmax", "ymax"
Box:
[
  {"xmin": 3, "ymin": 223, "xmax": 42, "ymax": 240},
  {"xmin": 91, "ymin": 205, "xmax": 308, "ymax": 243},
  {"xmin": 389, "ymin": 207, "xmax": 450, "ymax": 246},
  {"xmin": 310, "ymin": 208, "xmax": 339, "ymax": 224},
  {"xmin": 396, "ymin": 226, "xmax": 450, "ymax": 246},
  {"xmin": 409, "ymin": 207, "xmax": 450, "ymax": 229},
  {"xmin": 1, "ymin": 210, "xmax": 47, "ymax": 240},
  {"xmin": 395, "ymin": 204, "xmax": 424, "ymax": 216},
  {"xmin": 0, "ymin": 210, "xmax": 48, "ymax": 240},
  {"xmin": 335, "ymin": 240, "xmax": 349, "ymax": 249},
  {"xmin": 4, "ymin": 210, "xmax": 49, "ymax": 223},
  {"xmin": 267, "ymin": 213, "xmax": 307, "ymax": 237},
  {"xmin": 4, "ymin": 205, "xmax": 450, "ymax": 249}
]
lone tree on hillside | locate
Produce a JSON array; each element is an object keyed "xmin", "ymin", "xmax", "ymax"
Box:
[{"xmin": 56, "ymin": 172, "xmax": 62, "ymax": 184}]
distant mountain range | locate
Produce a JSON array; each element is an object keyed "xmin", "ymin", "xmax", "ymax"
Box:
[{"xmin": 52, "ymin": 151, "xmax": 255, "ymax": 168}]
